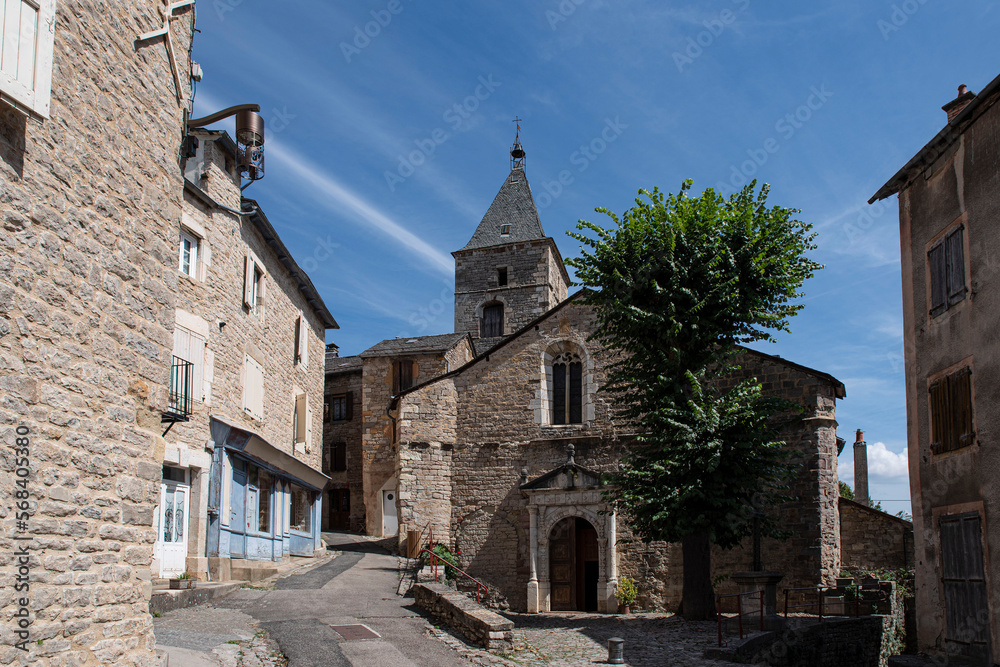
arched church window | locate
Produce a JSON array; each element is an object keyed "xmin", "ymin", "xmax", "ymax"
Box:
[
  {"xmin": 551, "ymin": 352, "xmax": 583, "ymax": 424},
  {"xmin": 482, "ymin": 303, "xmax": 504, "ymax": 337}
]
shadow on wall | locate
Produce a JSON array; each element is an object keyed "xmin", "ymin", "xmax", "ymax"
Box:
[{"xmin": 0, "ymin": 105, "xmax": 26, "ymax": 178}]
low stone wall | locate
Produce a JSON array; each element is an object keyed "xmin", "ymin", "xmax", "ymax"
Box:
[
  {"xmin": 839, "ymin": 497, "xmax": 914, "ymax": 571},
  {"xmin": 412, "ymin": 583, "xmax": 514, "ymax": 651}
]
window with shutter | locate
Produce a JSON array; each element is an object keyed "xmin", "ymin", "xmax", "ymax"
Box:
[
  {"xmin": 179, "ymin": 230, "xmax": 199, "ymax": 278},
  {"xmin": 173, "ymin": 325, "xmax": 205, "ymax": 402},
  {"xmin": 482, "ymin": 303, "xmax": 503, "ymax": 337},
  {"xmin": 242, "ymin": 355, "xmax": 264, "ymax": 420},
  {"xmin": 928, "ymin": 225, "xmax": 967, "ymax": 316},
  {"xmin": 393, "ymin": 361, "xmax": 414, "ymax": 394},
  {"xmin": 930, "ymin": 366, "xmax": 974, "ymax": 454},
  {"xmin": 298, "ymin": 315, "xmax": 308, "ymax": 367},
  {"xmin": 0, "ymin": 0, "xmax": 56, "ymax": 119},
  {"xmin": 330, "ymin": 394, "xmax": 349, "ymax": 421},
  {"xmin": 294, "ymin": 392, "xmax": 308, "ymax": 445},
  {"xmin": 323, "ymin": 395, "xmax": 332, "ymax": 423}
]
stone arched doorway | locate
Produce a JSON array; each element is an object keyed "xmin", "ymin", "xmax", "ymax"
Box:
[{"xmin": 549, "ymin": 516, "xmax": 600, "ymax": 611}]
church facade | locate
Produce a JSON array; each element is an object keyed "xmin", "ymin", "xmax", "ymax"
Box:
[{"xmin": 324, "ymin": 145, "xmax": 849, "ymax": 612}]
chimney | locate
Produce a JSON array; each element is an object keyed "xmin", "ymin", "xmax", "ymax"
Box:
[
  {"xmin": 942, "ymin": 84, "xmax": 976, "ymax": 124},
  {"xmin": 853, "ymin": 429, "xmax": 869, "ymax": 507},
  {"xmin": 325, "ymin": 341, "xmax": 339, "ymax": 358}
]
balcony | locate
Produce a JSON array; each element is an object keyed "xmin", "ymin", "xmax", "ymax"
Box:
[{"xmin": 162, "ymin": 356, "xmax": 194, "ymax": 435}]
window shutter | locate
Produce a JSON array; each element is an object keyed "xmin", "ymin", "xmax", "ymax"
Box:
[
  {"xmin": 334, "ymin": 441, "xmax": 347, "ymax": 472},
  {"xmin": 322, "ymin": 441, "xmax": 331, "ymax": 474},
  {"xmin": 569, "ymin": 362, "xmax": 583, "ymax": 424},
  {"xmin": 295, "ymin": 393, "xmax": 307, "ymax": 444},
  {"xmin": 953, "ymin": 367, "xmax": 974, "ymax": 447},
  {"xmin": 305, "ymin": 396, "xmax": 313, "ymax": 447},
  {"xmin": 929, "ymin": 379, "xmax": 945, "ymax": 452},
  {"xmin": 243, "ymin": 255, "xmax": 253, "ymax": 308},
  {"xmin": 345, "ymin": 391, "xmax": 353, "ymax": 421},
  {"xmin": 0, "ymin": 0, "xmax": 55, "ymax": 119},
  {"xmin": 243, "ymin": 355, "xmax": 264, "ymax": 420},
  {"xmin": 946, "ymin": 227, "xmax": 966, "ymax": 306},
  {"xmin": 929, "ymin": 242, "xmax": 946, "ymax": 315},
  {"xmin": 392, "ymin": 362, "xmax": 400, "ymax": 394},
  {"xmin": 173, "ymin": 326, "xmax": 205, "ymax": 402},
  {"xmin": 298, "ymin": 314, "xmax": 308, "ymax": 367},
  {"xmin": 482, "ymin": 304, "xmax": 503, "ymax": 337},
  {"xmin": 552, "ymin": 363, "xmax": 566, "ymax": 425}
]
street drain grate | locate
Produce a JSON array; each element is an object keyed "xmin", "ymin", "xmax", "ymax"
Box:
[{"xmin": 329, "ymin": 624, "xmax": 380, "ymax": 641}]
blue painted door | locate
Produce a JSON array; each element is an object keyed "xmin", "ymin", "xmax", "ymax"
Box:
[{"xmin": 230, "ymin": 467, "xmax": 246, "ymax": 558}]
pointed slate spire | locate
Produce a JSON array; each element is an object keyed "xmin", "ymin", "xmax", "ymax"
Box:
[{"xmin": 459, "ymin": 148, "xmax": 547, "ymax": 251}]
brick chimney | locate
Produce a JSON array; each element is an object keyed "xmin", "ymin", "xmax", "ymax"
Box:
[
  {"xmin": 942, "ymin": 84, "xmax": 976, "ymax": 124},
  {"xmin": 853, "ymin": 429, "xmax": 869, "ymax": 507}
]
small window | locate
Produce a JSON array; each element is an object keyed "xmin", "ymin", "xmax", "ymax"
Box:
[
  {"xmin": 930, "ymin": 366, "xmax": 974, "ymax": 455},
  {"xmin": 293, "ymin": 314, "xmax": 308, "ymax": 367},
  {"xmin": 928, "ymin": 225, "xmax": 966, "ymax": 316},
  {"xmin": 499, "ymin": 224, "xmax": 511, "ymax": 236},
  {"xmin": 179, "ymin": 230, "xmax": 199, "ymax": 278},
  {"xmin": 497, "ymin": 267, "xmax": 508, "ymax": 287},
  {"xmin": 289, "ymin": 485, "xmax": 311, "ymax": 533},
  {"xmin": 173, "ymin": 325, "xmax": 205, "ymax": 403},
  {"xmin": 481, "ymin": 303, "xmax": 503, "ymax": 337},
  {"xmin": 0, "ymin": 0, "xmax": 56, "ymax": 119},
  {"xmin": 244, "ymin": 253, "xmax": 265, "ymax": 316},
  {"xmin": 257, "ymin": 469, "xmax": 272, "ymax": 533},
  {"xmin": 551, "ymin": 352, "xmax": 583, "ymax": 425},
  {"xmin": 393, "ymin": 361, "xmax": 415, "ymax": 394},
  {"xmin": 162, "ymin": 466, "xmax": 186, "ymax": 483},
  {"xmin": 330, "ymin": 393, "xmax": 350, "ymax": 422}
]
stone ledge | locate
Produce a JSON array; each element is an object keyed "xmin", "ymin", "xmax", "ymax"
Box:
[
  {"xmin": 149, "ymin": 582, "xmax": 242, "ymax": 616},
  {"xmin": 412, "ymin": 583, "xmax": 514, "ymax": 651}
]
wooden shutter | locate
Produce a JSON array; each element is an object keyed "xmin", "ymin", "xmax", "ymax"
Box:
[
  {"xmin": 322, "ymin": 441, "xmax": 331, "ymax": 474},
  {"xmin": 345, "ymin": 391, "xmax": 353, "ymax": 421},
  {"xmin": 393, "ymin": 361, "xmax": 414, "ymax": 394},
  {"xmin": 334, "ymin": 441, "xmax": 346, "ymax": 472},
  {"xmin": 946, "ymin": 227, "xmax": 966, "ymax": 306},
  {"xmin": 939, "ymin": 513, "xmax": 990, "ymax": 660},
  {"xmin": 298, "ymin": 314, "xmax": 308, "ymax": 367},
  {"xmin": 305, "ymin": 396, "xmax": 313, "ymax": 447},
  {"xmin": 552, "ymin": 363, "xmax": 566, "ymax": 425},
  {"xmin": 243, "ymin": 255, "xmax": 254, "ymax": 308},
  {"xmin": 929, "ymin": 378, "xmax": 949, "ymax": 453},
  {"xmin": 295, "ymin": 393, "xmax": 307, "ymax": 444},
  {"xmin": 569, "ymin": 362, "xmax": 583, "ymax": 424},
  {"xmin": 952, "ymin": 367, "xmax": 974, "ymax": 448},
  {"xmin": 482, "ymin": 304, "xmax": 503, "ymax": 337},
  {"xmin": 929, "ymin": 242, "xmax": 947, "ymax": 315},
  {"xmin": 0, "ymin": 0, "xmax": 55, "ymax": 119},
  {"xmin": 293, "ymin": 316, "xmax": 300, "ymax": 365}
]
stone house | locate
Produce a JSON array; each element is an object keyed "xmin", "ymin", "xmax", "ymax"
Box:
[
  {"xmin": 871, "ymin": 72, "xmax": 1000, "ymax": 663},
  {"xmin": 1, "ymin": 0, "xmax": 192, "ymax": 663},
  {"xmin": 321, "ymin": 345, "xmax": 363, "ymax": 532},
  {"xmin": 325, "ymin": 146, "xmax": 895, "ymax": 614},
  {"xmin": 159, "ymin": 128, "xmax": 337, "ymax": 583}
]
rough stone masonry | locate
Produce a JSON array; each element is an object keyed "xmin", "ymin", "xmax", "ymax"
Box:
[{"xmin": 0, "ymin": 1, "xmax": 195, "ymax": 664}]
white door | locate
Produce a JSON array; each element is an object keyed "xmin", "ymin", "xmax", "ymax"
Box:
[
  {"xmin": 157, "ymin": 482, "xmax": 190, "ymax": 577},
  {"xmin": 382, "ymin": 490, "xmax": 398, "ymax": 537}
]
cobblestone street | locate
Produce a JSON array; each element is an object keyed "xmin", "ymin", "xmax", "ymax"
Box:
[{"xmin": 428, "ymin": 610, "xmax": 737, "ymax": 667}]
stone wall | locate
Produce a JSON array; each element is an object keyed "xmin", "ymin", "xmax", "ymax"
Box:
[
  {"xmin": 0, "ymin": 1, "xmax": 195, "ymax": 663},
  {"xmin": 322, "ymin": 367, "xmax": 364, "ymax": 531},
  {"xmin": 412, "ymin": 583, "xmax": 514, "ymax": 651},
  {"xmin": 839, "ymin": 498, "xmax": 914, "ymax": 572},
  {"xmin": 453, "ymin": 239, "xmax": 567, "ymax": 340}
]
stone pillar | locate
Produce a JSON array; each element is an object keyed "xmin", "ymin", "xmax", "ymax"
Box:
[
  {"xmin": 604, "ymin": 511, "xmax": 618, "ymax": 613},
  {"xmin": 527, "ymin": 506, "xmax": 539, "ymax": 613},
  {"xmin": 854, "ymin": 429, "xmax": 869, "ymax": 507}
]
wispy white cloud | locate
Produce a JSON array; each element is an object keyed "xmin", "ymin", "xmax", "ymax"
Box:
[
  {"xmin": 867, "ymin": 441, "xmax": 909, "ymax": 479},
  {"xmin": 267, "ymin": 141, "xmax": 454, "ymax": 277}
]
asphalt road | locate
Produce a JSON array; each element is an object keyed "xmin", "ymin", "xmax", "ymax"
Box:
[{"xmin": 213, "ymin": 532, "xmax": 470, "ymax": 667}]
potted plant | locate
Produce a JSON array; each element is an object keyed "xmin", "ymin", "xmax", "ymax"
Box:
[
  {"xmin": 168, "ymin": 572, "xmax": 196, "ymax": 590},
  {"xmin": 615, "ymin": 576, "xmax": 638, "ymax": 614}
]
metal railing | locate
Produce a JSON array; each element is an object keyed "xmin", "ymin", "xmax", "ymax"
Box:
[
  {"xmin": 716, "ymin": 590, "xmax": 764, "ymax": 646},
  {"xmin": 418, "ymin": 545, "xmax": 489, "ymax": 603},
  {"xmin": 163, "ymin": 357, "xmax": 194, "ymax": 435},
  {"xmin": 783, "ymin": 585, "xmax": 889, "ymax": 620}
]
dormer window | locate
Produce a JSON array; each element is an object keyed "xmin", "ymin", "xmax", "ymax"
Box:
[{"xmin": 500, "ymin": 224, "xmax": 511, "ymax": 236}]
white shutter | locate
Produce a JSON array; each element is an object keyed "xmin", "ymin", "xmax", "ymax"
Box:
[
  {"xmin": 173, "ymin": 326, "xmax": 205, "ymax": 402},
  {"xmin": 0, "ymin": 0, "xmax": 55, "ymax": 119},
  {"xmin": 294, "ymin": 393, "xmax": 307, "ymax": 444},
  {"xmin": 243, "ymin": 355, "xmax": 264, "ymax": 420},
  {"xmin": 243, "ymin": 255, "xmax": 253, "ymax": 308},
  {"xmin": 304, "ymin": 396, "xmax": 312, "ymax": 448},
  {"xmin": 296, "ymin": 314, "xmax": 308, "ymax": 367}
]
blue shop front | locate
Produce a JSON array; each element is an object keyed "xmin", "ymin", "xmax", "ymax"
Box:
[{"xmin": 206, "ymin": 417, "xmax": 328, "ymax": 578}]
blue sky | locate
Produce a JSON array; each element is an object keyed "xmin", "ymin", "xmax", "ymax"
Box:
[{"xmin": 189, "ymin": 0, "xmax": 998, "ymax": 517}]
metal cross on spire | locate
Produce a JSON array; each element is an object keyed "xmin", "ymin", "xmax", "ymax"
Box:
[
  {"xmin": 136, "ymin": 0, "xmax": 195, "ymax": 105},
  {"xmin": 510, "ymin": 116, "xmax": 526, "ymax": 168}
]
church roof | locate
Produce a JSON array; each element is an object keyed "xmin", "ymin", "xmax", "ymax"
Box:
[
  {"xmin": 360, "ymin": 332, "xmax": 471, "ymax": 358},
  {"xmin": 457, "ymin": 165, "xmax": 547, "ymax": 251}
]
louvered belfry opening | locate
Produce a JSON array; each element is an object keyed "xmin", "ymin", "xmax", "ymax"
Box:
[{"xmin": 482, "ymin": 303, "xmax": 504, "ymax": 338}]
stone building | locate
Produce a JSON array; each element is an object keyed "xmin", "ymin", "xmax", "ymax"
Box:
[
  {"xmin": 158, "ymin": 127, "xmax": 336, "ymax": 583},
  {"xmin": 1, "ymin": 1, "xmax": 192, "ymax": 663},
  {"xmin": 325, "ymin": 146, "xmax": 877, "ymax": 614},
  {"xmin": 871, "ymin": 72, "xmax": 1000, "ymax": 663},
  {"xmin": 321, "ymin": 345, "xmax": 363, "ymax": 532}
]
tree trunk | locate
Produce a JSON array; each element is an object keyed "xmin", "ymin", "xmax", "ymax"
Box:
[{"xmin": 681, "ymin": 531, "xmax": 715, "ymax": 620}]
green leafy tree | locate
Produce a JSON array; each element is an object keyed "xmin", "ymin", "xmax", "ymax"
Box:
[
  {"xmin": 839, "ymin": 481, "xmax": 855, "ymax": 501},
  {"xmin": 568, "ymin": 181, "xmax": 822, "ymax": 619}
]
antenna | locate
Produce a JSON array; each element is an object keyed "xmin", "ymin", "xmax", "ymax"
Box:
[{"xmin": 510, "ymin": 116, "xmax": 525, "ymax": 170}]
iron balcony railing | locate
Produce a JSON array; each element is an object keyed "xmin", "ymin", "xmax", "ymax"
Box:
[{"xmin": 163, "ymin": 356, "xmax": 194, "ymax": 433}]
